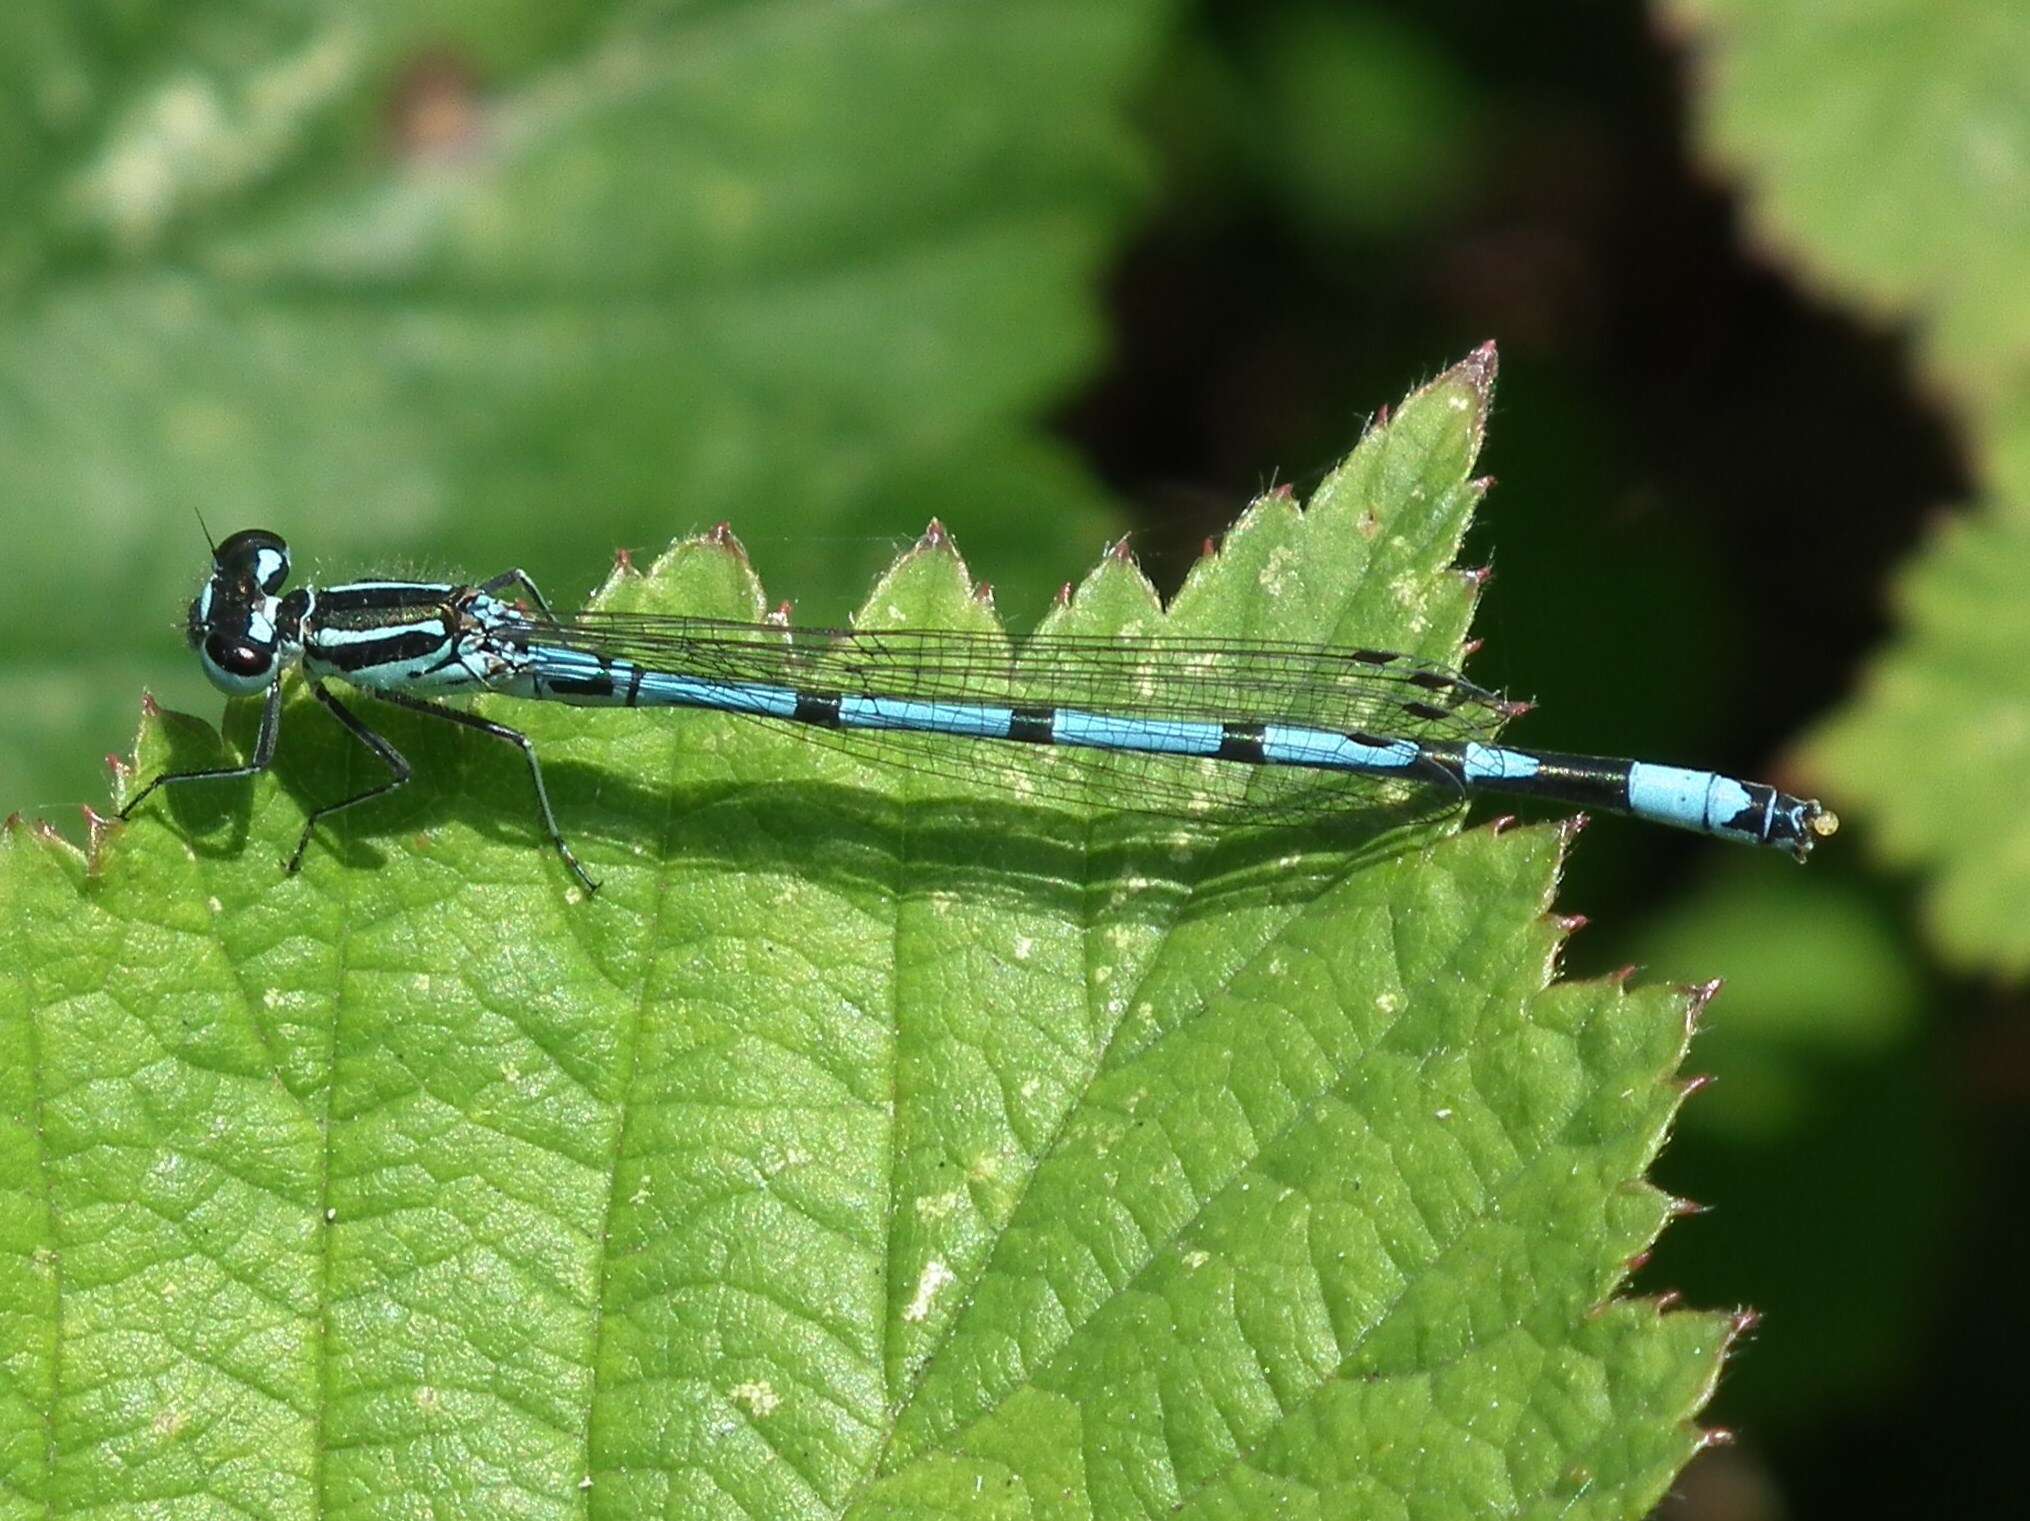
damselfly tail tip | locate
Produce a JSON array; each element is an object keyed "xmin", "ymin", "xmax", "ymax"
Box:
[{"xmin": 1788, "ymin": 801, "xmax": 1839, "ymax": 861}]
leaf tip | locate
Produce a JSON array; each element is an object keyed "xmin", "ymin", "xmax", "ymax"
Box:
[
  {"xmin": 1684, "ymin": 977, "xmax": 1726, "ymax": 1033},
  {"xmin": 972, "ymin": 579, "xmax": 996, "ymax": 607},
  {"xmin": 612, "ymin": 544, "xmax": 638, "ymax": 576},
  {"xmin": 1106, "ymin": 535, "xmax": 1138, "ymax": 567},
  {"xmin": 705, "ymin": 522, "xmax": 748, "ymax": 560},
  {"xmin": 918, "ymin": 518, "xmax": 952, "ymax": 551},
  {"xmin": 82, "ymin": 805, "xmax": 114, "ymax": 857}
]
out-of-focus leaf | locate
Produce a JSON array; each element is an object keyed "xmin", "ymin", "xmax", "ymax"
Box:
[
  {"xmin": 0, "ymin": 0, "xmax": 1166, "ymax": 815},
  {"xmin": 1, "ymin": 354, "xmax": 1736, "ymax": 1518},
  {"xmin": 1670, "ymin": 0, "xmax": 2030, "ymax": 973},
  {"xmin": 1667, "ymin": 0, "xmax": 2030, "ymax": 457},
  {"xmin": 1249, "ymin": 3, "xmax": 1479, "ymax": 237},
  {"xmin": 1810, "ymin": 511, "xmax": 2030, "ymax": 971}
]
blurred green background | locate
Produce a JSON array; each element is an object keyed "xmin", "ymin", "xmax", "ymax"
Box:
[{"xmin": 3, "ymin": 2, "xmax": 2023, "ymax": 1515}]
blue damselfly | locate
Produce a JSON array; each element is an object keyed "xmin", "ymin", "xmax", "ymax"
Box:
[{"xmin": 118, "ymin": 527, "xmax": 1837, "ymax": 894}]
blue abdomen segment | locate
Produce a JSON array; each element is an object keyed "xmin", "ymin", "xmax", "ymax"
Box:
[
  {"xmin": 1626, "ymin": 762, "xmax": 1763, "ymax": 843},
  {"xmin": 1051, "ymin": 711, "xmax": 1225, "ymax": 757},
  {"xmin": 839, "ymin": 696, "xmax": 1016, "ymax": 739}
]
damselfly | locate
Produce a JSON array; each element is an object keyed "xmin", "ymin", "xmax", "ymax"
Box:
[{"xmin": 118, "ymin": 527, "xmax": 1837, "ymax": 893}]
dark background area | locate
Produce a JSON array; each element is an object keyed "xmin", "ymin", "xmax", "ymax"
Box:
[{"xmin": 1062, "ymin": 3, "xmax": 2022, "ymax": 1516}]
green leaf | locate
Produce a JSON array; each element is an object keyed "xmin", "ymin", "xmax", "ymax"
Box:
[
  {"xmin": 2, "ymin": 352, "xmax": 1732, "ymax": 1518},
  {"xmin": 0, "ymin": 0, "xmax": 1161, "ymax": 816},
  {"xmin": 1666, "ymin": 0, "xmax": 2030, "ymax": 451},
  {"xmin": 1670, "ymin": 0, "xmax": 2030, "ymax": 972},
  {"xmin": 1808, "ymin": 510, "xmax": 2030, "ymax": 971}
]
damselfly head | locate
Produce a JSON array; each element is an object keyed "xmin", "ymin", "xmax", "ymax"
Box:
[{"xmin": 186, "ymin": 528, "xmax": 296, "ymax": 695}]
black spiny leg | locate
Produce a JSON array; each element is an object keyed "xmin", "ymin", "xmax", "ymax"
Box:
[
  {"xmin": 480, "ymin": 568, "xmax": 558, "ymax": 620},
  {"xmin": 371, "ymin": 688, "xmax": 599, "ymax": 894},
  {"xmin": 119, "ymin": 681, "xmax": 284, "ymax": 820},
  {"xmin": 290, "ymin": 681, "xmax": 414, "ymax": 875}
]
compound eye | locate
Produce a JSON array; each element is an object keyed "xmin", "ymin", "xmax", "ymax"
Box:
[
  {"xmin": 202, "ymin": 633, "xmax": 276, "ymax": 694},
  {"xmin": 214, "ymin": 528, "xmax": 291, "ymax": 594}
]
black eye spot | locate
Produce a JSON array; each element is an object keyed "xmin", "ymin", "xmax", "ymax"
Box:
[{"xmin": 205, "ymin": 635, "xmax": 271, "ymax": 678}]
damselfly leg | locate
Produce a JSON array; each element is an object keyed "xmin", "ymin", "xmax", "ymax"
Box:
[
  {"xmin": 371, "ymin": 688, "xmax": 598, "ymax": 894},
  {"xmin": 117, "ymin": 681, "xmax": 284, "ymax": 821}
]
